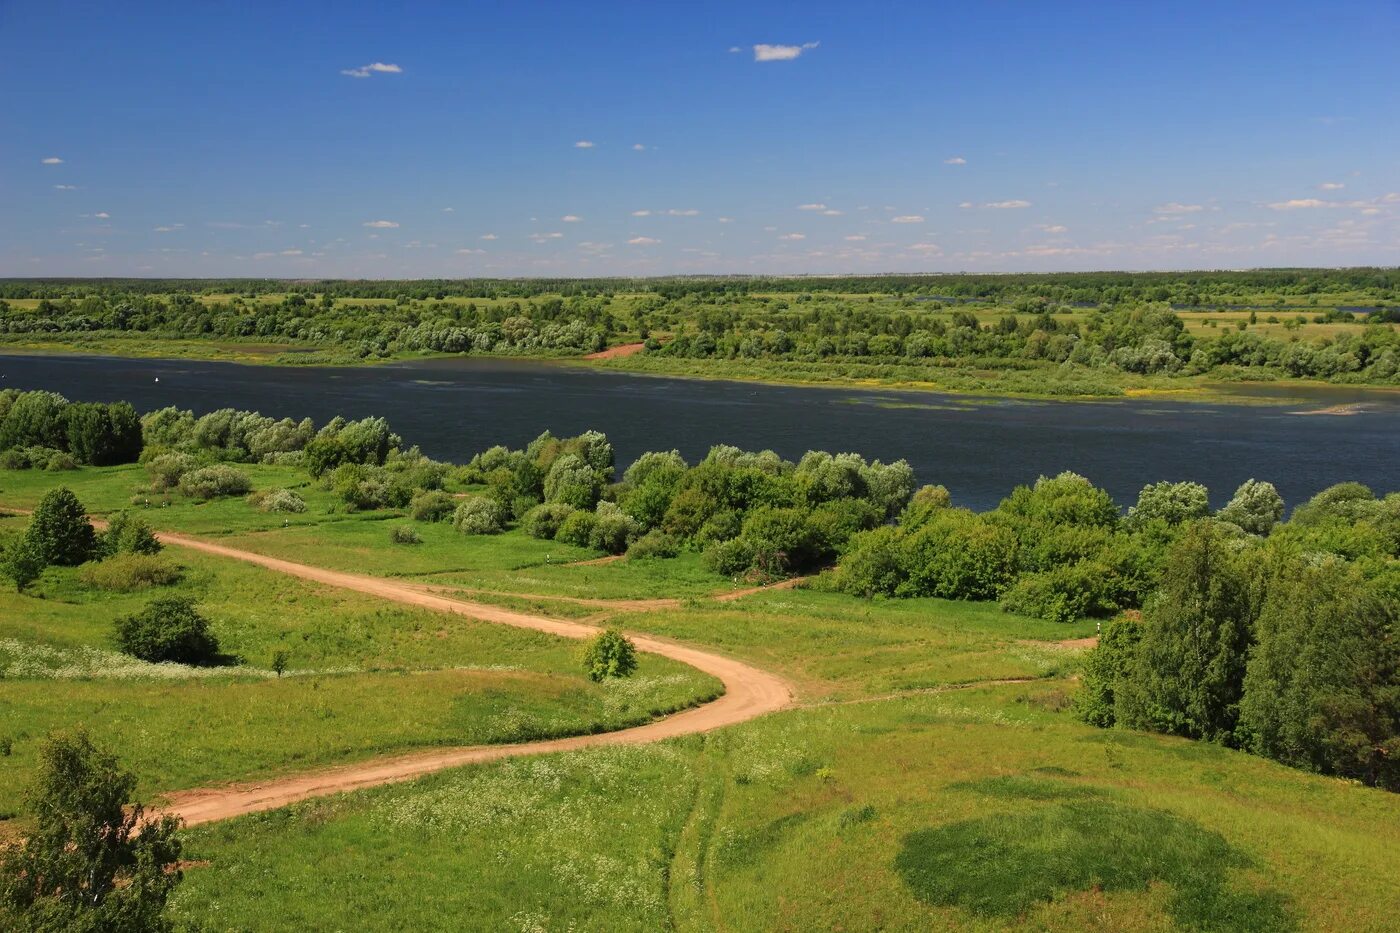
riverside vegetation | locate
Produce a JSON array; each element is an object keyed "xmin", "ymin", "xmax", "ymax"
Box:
[
  {"xmin": 0, "ymin": 386, "xmax": 1396, "ymax": 930},
  {"xmin": 2, "ymin": 270, "xmax": 1399, "ymax": 398}
]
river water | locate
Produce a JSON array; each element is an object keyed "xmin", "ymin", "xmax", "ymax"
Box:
[{"xmin": 2, "ymin": 353, "xmax": 1397, "ymax": 512}]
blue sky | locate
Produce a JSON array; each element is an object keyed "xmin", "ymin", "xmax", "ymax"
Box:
[{"xmin": 3, "ymin": 1, "xmax": 1397, "ymax": 277}]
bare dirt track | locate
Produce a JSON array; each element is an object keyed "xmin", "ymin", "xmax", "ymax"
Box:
[{"xmin": 147, "ymin": 531, "xmax": 794, "ymax": 826}]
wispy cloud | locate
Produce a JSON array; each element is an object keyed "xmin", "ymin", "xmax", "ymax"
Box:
[
  {"xmin": 41, "ymin": 156, "xmax": 64, "ymax": 165},
  {"xmin": 280, "ymin": 249, "xmax": 303, "ymax": 256},
  {"xmin": 1037, "ymin": 224, "xmax": 1069, "ymax": 234},
  {"xmin": 574, "ymin": 140, "xmax": 595, "ymax": 149},
  {"xmin": 1318, "ymin": 182, "xmax": 1345, "ymax": 191},
  {"xmin": 442, "ymin": 207, "xmax": 455, "ymax": 212},
  {"xmin": 751, "ymin": 41, "xmax": 819, "ymax": 62},
  {"xmin": 456, "ymin": 248, "xmax": 486, "ymax": 255},
  {"xmin": 363, "ymin": 220, "xmax": 399, "ymax": 228},
  {"xmin": 632, "ymin": 143, "xmax": 647, "ymax": 151},
  {"xmin": 529, "ymin": 232, "xmax": 564, "ymax": 242},
  {"xmin": 943, "ymin": 156, "xmax": 966, "ymax": 165},
  {"xmin": 628, "ymin": 236, "xmax": 660, "ymax": 245},
  {"xmin": 986, "ymin": 200, "xmax": 1031, "ymax": 209},
  {"xmin": 777, "ymin": 233, "xmax": 806, "ymax": 240},
  {"xmin": 1153, "ymin": 202, "xmax": 1203, "ymax": 215},
  {"xmin": 798, "ymin": 203, "xmax": 827, "ymax": 211},
  {"xmin": 93, "ymin": 212, "xmax": 110, "ymax": 219},
  {"xmin": 907, "ymin": 242, "xmax": 942, "ymax": 253},
  {"xmin": 561, "ymin": 215, "xmax": 582, "ymax": 222},
  {"xmin": 479, "ymin": 233, "xmax": 498, "ymax": 240},
  {"xmin": 53, "ymin": 184, "xmax": 78, "ymax": 191},
  {"xmin": 666, "ymin": 208, "xmax": 700, "ymax": 216},
  {"xmin": 341, "ymin": 62, "xmax": 402, "ymax": 79},
  {"xmin": 153, "ymin": 224, "xmax": 184, "ymax": 232},
  {"xmin": 891, "ymin": 215, "xmax": 924, "ymax": 223},
  {"xmin": 844, "ymin": 234, "xmax": 867, "ymax": 241}
]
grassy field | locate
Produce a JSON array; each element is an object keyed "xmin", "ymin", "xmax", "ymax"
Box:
[{"xmin": 2, "ymin": 465, "xmax": 1398, "ymax": 930}]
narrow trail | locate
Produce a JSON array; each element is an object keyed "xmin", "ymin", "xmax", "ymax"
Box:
[{"xmin": 146, "ymin": 530, "xmax": 794, "ymax": 827}]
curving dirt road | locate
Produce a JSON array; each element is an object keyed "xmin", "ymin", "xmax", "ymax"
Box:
[{"xmin": 148, "ymin": 531, "xmax": 794, "ymax": 827}]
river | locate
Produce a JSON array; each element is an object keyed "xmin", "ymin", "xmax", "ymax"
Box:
[{"xmin": 3, "ymin": 353, "xmax": 1397, "ymax": 512}]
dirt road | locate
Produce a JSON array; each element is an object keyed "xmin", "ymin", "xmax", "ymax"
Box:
[{"xmin": 149, "ymin": 531, "xmax": 794, "ymax": 826}]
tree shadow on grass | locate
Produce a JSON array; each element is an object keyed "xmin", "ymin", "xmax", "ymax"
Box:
[{"xmin": 895, "ymin": 782, "xmax": 1294, "ymax": 932}]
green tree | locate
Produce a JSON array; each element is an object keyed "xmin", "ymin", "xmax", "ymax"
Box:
[
  {"xmin": 1117, "ymin": 521, "xmax": 1253, "ymax": 743},
  {"xmin": 99, "ymin": 512, "xmax": 162, "ymax": 557},
  {"xmin": 583, "ymin": 629, "xmax": 638, "ymax": 681},
  {"xmin": 23, "ymin": 488, "xmax": 97, "ymax": 566},
  {"xmin": 1217, "ymin": 479, "xmax": 1284, "ymax": 536},
  {"xmin": 113, "ymin": 596, "xmax": 221, "ymax": 665},
  {"xmin": 1239, "ymin": 560, "xmax": 1399, "ymax": 789},
  {"xmin": 1074, "ymin": 615, "xmax": 1143, "ymax": 727},
  {"xmin": 2, "ymin": 535, "xmax": 46, "ymax": 592},
  {"xmin": 1125, "ymin": 481, "xmax": 1211, "ymax": 529},
  {"xmin": 0, "ymin": 731, "xmax": 183, "ymax": 932}
]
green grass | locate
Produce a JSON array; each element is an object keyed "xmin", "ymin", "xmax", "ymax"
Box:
[
  {"xmin": 166, "ymin": 683, "xmax": 1400, "ymax": 932},
  {"xmin": 0, "ymin": 514, "xmax": 720, "ymax": 814}
]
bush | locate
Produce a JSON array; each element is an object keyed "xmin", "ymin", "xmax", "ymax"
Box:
[
  {"xmin": 248, "ymin": 487, "xmax": 307, "ymax": 513},
  {"xmin": 627, "ymin": 530, "xmax": 679, "ymax": 560},
  {"xmin": 24, "ymin": 487, "xmax": 97, "ymax": 566},
  {"xmin": 390, "ymin": 525, "xmax": 422, "ymax": 545},
  {"xmin": 899, "ymin": 509, "xmax": 1018, "ymax": 600},
  {"xmin": 1, "ymin": 536, "xmax": 45, "ymax": 592},
  {"xmin": 1125, "ymin": 481, "xmax": 1210, "ymax": 529},
  {"xmin": 100, "ymin": 511, "xmax": 162, "ymax": 557},
  {"xmin": 81, "ymin": 553, "xmax": 182, "ymax": 592},
  {"xmin": 44, "ymin": 452, "xmax": 78, "ymax": 471},
  {"xmin": 453, "ymin": 496, "xmax": 507, "ymax": 535},
  {"xmin": 556, "ymin": 510, "xmax": 598, "ymax": 548},
  {"xmin": 409, "ymin": 490, "xmax": 456, "ymax": 522},
  {"xmin": 589, "ymin": 502, "xmax": 641, "ymax": 554},
  {"xmin": 522, "ymin": 502, "xmax": 576, "ymax": 539},
  {"xmin": 999, "ymin": 560, "xmax": 1119, "ymax": 623},
  {"xmin": 113, "ymin": 596, "xmax": 221, "ymax": 665},
  {"xmin": 146, "ymin": 451, "xmax": 198, "ymax": 490},
  {"xmin": 703, "ymin": 537, "xmax": 756, "ymax": 576},
  {"xmin": 1217, "ymin": 478, "xmax": 1284, "ymax": 536},
  {"xmin": 178, "ymin": 464, "xmax": 251, "ymax": 500},
  {"xmin": 582, "ymin": 629, "xmax": 638, "ymax": 681}
]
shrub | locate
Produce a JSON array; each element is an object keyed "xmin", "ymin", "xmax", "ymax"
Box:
[
  {"xmin": 80, "ymin": 554, "xmax": 182, "ymax": 592},
  {"xmin": 627, "ymin": 530, "xmax": 679, "ymax": 560},
  {"xmin": 1217, "ymin": 478, "xmax": 1284, "ymax": 536},
  {"xmin": 1074, "ymin": 615, "xmax": 1144, "ymax": 727},
  {"xmin": 178, "ymin": 464, "xmax": 250, "ymax": 500},
  {"xmin": 248, "ymin": 488, "xmax": 307, "ymax": 513},
  {"xmin": 832, "ymin": 526, "xmax": 906, "ymax": 597},
  {"xmin": 1, "ymin": 536, "xmax": 45, "ymax": 592},
  {"xmin": 999, "ymin": 560, "xmax": 1119, "ymax": 623},
  {"xmin": 1125, "ymin": 481, "xmax": 1211, "ymax": 529},
  {"xmin": 453, "ymin": 496, "xmax": 507, "ymax": 535},
  {"xmin": 899, "ymin": 509, "xmax": 1018, "ymax": 600},
  {"xmin": 703, "ymin": 537, "xmax": 756, "ymax": 576},
  {"xmin": 582, "ymin": 629, "xmax": 638, "ymax": 681},
  {"xmin": 146, "ymin": 451, "xmax": 198, "ymax": 490},
  {"xmin": 24, "ymin": 487, "xmax": 97, "ymax": 566},
  {"xmin": 522, "ymin": 502, "xmax": 576, "ymax": 539},
  {"xmin": 113, "ymin": 596, "xmax": 221, "ymax": 665},
  {"xmin": 556, "ymin": 510, "xmax": 598, "ymax": 548},
  {"xmin": 589, "ymin": 502, "xmax": 641, "ymax": 554},
  {"xmin": 390, "ymin": 525, "xmax": 422, "ymax": 545},
  {"xmin": 99, "ymin": 511, "xmax": 162, "ymax": 557},
  {"xmin": 543, "ymin": 453, "xmax": 602, "ymax": 509},
  {"xmin": 409, "ymin": 490, "xmax": 456, "ymax": 522},
  {"xmin": 0, "ymin": 448, "xmax": 28, "ymax": 470},
  {"xmin": 44, "ymin": 452, "xmax": 78, "ymax": 471}
]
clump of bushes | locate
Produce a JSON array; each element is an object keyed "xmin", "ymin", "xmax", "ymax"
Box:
[
  {"xmin": 409, "ymin": 490, "xmax": 456, "ymax": 522},
  {"xmin": 390, "ymin": 525, "xmax": 422, "ymax": 545},
  {"xmin": 627, "ymin": 530, "xmax": 679, "ymax": 560},
  {"xmin": 113, "ymin": 596, "xmax": 221, "ymax": 665},
  {"xmin": 522, "ymin": 503, "xmax": 576, "ymax": 539},
  {"xmin": 22, "ymin": 487, "xmax": 97, "ymax": 567},
  {"xmin": 248, "ymin": 488, "xmax": 307, "ymax": 513},
  {"xmin": 100, "ymin": 512, "xmax": 162, "ymax": 557},
  {"xmin": 81, "ymin": 554, "xmax": 182, "ymax": 592},
  {"xmin": 582, "ymin": 629, "xmax": 638, "ymax": 681},
  {"xmin": 145, "ymin": 452, "xmax": 198, "ymax": 491},
  {"xmin": 178, "ymin": 465, "xmax": 251, "ymax": 500},
  {"xmin": 453, "ymin": 497, "xmax": 507, "ymax": 535}
]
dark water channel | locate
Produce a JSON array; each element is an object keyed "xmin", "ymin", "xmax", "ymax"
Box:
[{"xmin": 3, "ymin": 353, "xmax": 1397, "ymax": 512}]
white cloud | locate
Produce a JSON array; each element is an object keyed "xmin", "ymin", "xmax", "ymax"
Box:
[
  {"xmin": 341, "ymin": 62, "xmax": 402, "ymax": 78},
  {"xmin": 442, "ymin": 207, "xmax": 455, "ymax": 212},
  {"xmin": 822, "ymin": 209, "xmax": 843, "ymax": 216},
  {"xmin": 631, "ymin": 209, "xmax": 652, "ymax": 217},
  {"xmin": 778, "ymin": 233, "xmax": 806, "ymax": 241},
  {"xmin": 153, "ymin": 224, "xmax": 184, "ymax": 232},
  {"xmin": 752, "ymin": 41, "xmax": 819, "ymax": 62},
  {"xmin": 561, "ymin": 215, "xmax": 582, "ymax": 222},
  {"xmin": 280, "ymin": 249, "xmax": 303, "ymax": 256},
  {"xmin": 456, "ymin": 248, "xmax": 486, "ymax": 255},
  {"xmin": 717, "ymin": 217, "xmax": 733, "ymax": 223},
  {"xmin": 628, "ymin": 236, "xmax": 660, "ymax": 245},
  {"xmin": 93, "ymin": 212, "xmax": 110, "ymax": 219},
  {"xmin": 798, "ymin": 203, "xmax": 827, "ymax": 211},
  {"xmin": 1266, "ymin": 198, "xmax": 1332, "ymax": 210},
  {"xmin": 632, "ymin": 143, "xmax": 647, "ymax": 151},
  {"xmin": 958, "ymin": 201, "xmax": 974, "ymax": 209},
  {"xmin": 1318, "ymin": 182, "xmax": 1345, "ymax": 191},
  {"xmin": 574, "ymin": 140, "xmax": 595, "ymax": 149},
  {"xmin": 907, "ymin": 242, "xmax": 942, "ymax": 252},
  {"xmin": 943, "ymin": 156, "xmax": 966, "ymax": 165},
  {"xmin": 986, "ymin": 200, "xmax": 1031, "ymax": 209},
  {"xmin": 891, "ymin": 215, "xmax": 924, "ymax": 223},
  {"xmin": 480, "ymin": 233, "xmax": 498, "ymax": 240},
  {"xmin": 41, "ymin": 157, "xmax": 63, "ymax": 165},
  {"xmin": 1038, "ymin": 224, "xmax": 1069, "ymax": 234},
  {"xmin": 363, "ymin": 220, "xmax": 399, "ymax": 228},
  {"xmin": 728, "ymin": 46, "xmax": 742, "ymax": 53},
  {"xmin": 666, "ymin": 208, "xmax": 700, "ymax": 216},
  {"xmin": 53, "ymin": 184, "xmax": 77, "ymax": 190},
  {"xmin": 529, "ymin": 232, "xmax": 564, "ymax": 241},
  {"xmin": 844, "ymin": 235, "xmax": 867, "ymax": 241},
  {"xmin": 1153, "ymin": 202, "xmax": 1203, "ymax": 214}
]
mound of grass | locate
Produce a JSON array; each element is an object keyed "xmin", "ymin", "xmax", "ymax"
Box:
[{"xmin": 894, "ymin": 794, "xmax": 1294, "ymax": 931}]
